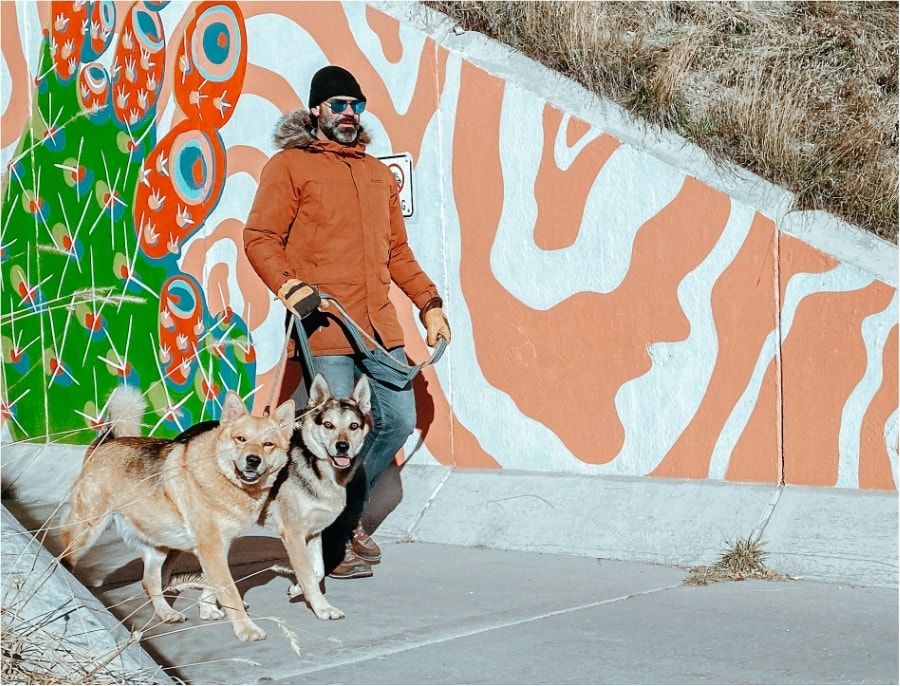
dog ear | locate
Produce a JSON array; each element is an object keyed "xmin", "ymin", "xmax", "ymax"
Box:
[
  {"xmin": 308, "ymin": 373, "xmax": 332, "ymax": 407},
  {"xmin": 272, "ymin": 398, "xmax": 295, "ymax": 432},
  {"xmin": 220, "ymin": 391, "xmax": 247, "ymax": 423},
  {"xmin": 351, "ymin": 375, "xmax": 372, "ymax": 416}
]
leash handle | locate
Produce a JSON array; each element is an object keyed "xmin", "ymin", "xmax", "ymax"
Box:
[
  {"xmin": 292, "ymin": 293, "xmax": 447, "ymax": 393},
  {"xmin": 322, "ymin": 294, "xmax": 448, "ymax": 372}
]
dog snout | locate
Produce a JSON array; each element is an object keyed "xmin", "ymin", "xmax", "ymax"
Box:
[
  {"xmin": 245, "ymin": 454, "xmax": 261, "ymax": 470},
  {"xmin": 335, "ymin": 441, "xmax": 350, "ymax": 455}
]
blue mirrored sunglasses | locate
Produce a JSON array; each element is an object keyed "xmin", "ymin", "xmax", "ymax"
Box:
[{"xmin": 325, "ymin": 99, "xmax": 366, "ymax": 114}]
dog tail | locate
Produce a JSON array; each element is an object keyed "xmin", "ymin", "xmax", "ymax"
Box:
[{"xmin": 104, "ymin": 385, "xmax": 146, "ymax": 439}]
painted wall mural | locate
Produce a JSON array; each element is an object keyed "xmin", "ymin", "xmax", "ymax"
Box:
[
  {"xmin": 1, "ymin": 1, "xmax": 255, "ymax": 444},
  {"xmin": 2, "ymin": 1, "xmax": 897, "ymax": 491}
]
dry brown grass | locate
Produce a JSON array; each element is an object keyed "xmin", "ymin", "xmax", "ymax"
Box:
[
  {"xmin": 1, "ymin": 507, "xmax": 303, "ymax": 685},
  {"xmin": 684, "ymin": 536, "xmax": 789, "ymax": 586},
  {"xmin": 1, "ymin": 617, "xmax": 146, "ymax": 685},
  {"xmin": 423, "ymin": 1, "xmax": 898, "ymax": 242}
]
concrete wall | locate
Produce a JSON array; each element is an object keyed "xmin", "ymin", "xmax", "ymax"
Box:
[{"xmin": 2, "ymin": 1, "xmax": 896, "ymax": 491}]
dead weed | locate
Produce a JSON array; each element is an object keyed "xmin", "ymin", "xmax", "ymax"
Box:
[{"xmin": 684, "ymin": 536, "xmax": 791, "ymax": 586}]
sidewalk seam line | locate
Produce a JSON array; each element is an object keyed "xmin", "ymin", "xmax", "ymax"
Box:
[{"xmin": 279, "ymin": 583, "xmax": 680, "ymax": 678}]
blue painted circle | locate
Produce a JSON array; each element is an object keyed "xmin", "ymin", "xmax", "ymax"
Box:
[
  {"xmin": 190, "ymin": 6, "xmax": 241, "ymax": 83},
  {"xmin": 133, "ymin": 8, "xmax": 164, "ymax": 52},
  {"xmin": 203, "ymin": 23, "xmax": 230, "ymax": 65},
  {"xmin": 174, "ymin": 141, "xmax": 207, "ymax": 204},
  {"xmin": 166, "ymin": 279, "xmax": 197, "ymax": 319}
]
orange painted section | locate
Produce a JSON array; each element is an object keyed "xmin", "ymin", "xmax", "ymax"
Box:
[
  {"xmin": 859, "ymin": 325, "xmax": 898, "ymax": 490},
  {"xmin": 533, "ymin": 106, "xmax": 620, "ymax": 250},
  {"xmin": 242, "ymin": 63, "xmax": 303, "ymax": 114},
  {"xmin": 565, "ymin": 116, "xmax": 592, "ymax": 148},
  {"xmin": 226, "ymin": 144, "xmax": 268, "ymax": 183},
  {"xmin": 365, "ymin": 4, "xmax": 404, "ymax": 64},
  {"xmin": 723, "ymin": 234, "xmax": 840, "ymax": 483},
  {"xmin": 724, "ymin": 358, "xmax": 780, "ymax": 484},
  {"xmin": 1, "ymin": 3, "xmax": 31, "ymax": 148},
  {"xmin": 412, "ymin": 364, "xmax": 499, "ymax": 469},
  {"xmin": 782, "ymin": 281, "xmax": 896, "ymax": 486},
  {"xmin": 36, "ymin": 2, "xmax": 50, "ymax": 37},
  {"xmin": 654, "ymin": 212, "xmax": 778, "ymax": 479}
]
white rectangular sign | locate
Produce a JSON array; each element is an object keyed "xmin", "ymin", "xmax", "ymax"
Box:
[{"xmin": 377, "ymin": 152, "xmax": 414, "ymax": 218}]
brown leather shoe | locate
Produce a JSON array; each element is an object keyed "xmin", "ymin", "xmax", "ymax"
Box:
[
  {"xmin": 351, "ymin": 522, "xmax": 381, "ymax": 563},
  {"xmin": 328, "ymin": 544, "xmax": 373, "ymax": 579}
]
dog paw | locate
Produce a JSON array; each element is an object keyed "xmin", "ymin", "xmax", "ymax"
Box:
[
  {"xmin": 312, "ymin": 601, "xmax": 344, "ymax": 621},
  {"xmin": 199, "ymin": 605, "xmax": 225, "ymax": 621},
  {"xmin": 287, "ymin": 583, "xmax": 303, "ymax": 599},
  {"xmin": 234, "ymin": 621, "xmax": 266, "ymax": 642},
  {"xmin": 160, "ymin": 610, "xmax": 187, "ymax": 624}
]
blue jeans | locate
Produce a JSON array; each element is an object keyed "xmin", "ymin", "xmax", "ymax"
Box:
[{"xmin": 291, "ymin": 346, "xmax": 416, "ymax": 525}]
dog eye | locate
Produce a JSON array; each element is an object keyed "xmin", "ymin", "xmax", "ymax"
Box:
[
  {"xmin": 235, "ymin": 435, "xmax": 246, "ymax": 443},
  {"xmin": 323, "ymin": 421, "xmax": 334, "ymax": 430},
  {"xmin": 349, "ymin": 423, "xmax": 359, "ymax": 430},
  {"xmin": 263, "ymin": 441, "xmax": 274, "ymax": 448}
]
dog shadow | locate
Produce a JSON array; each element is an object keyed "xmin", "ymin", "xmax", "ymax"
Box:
[
  {"xmin": 362, "ymin": 463, "xmax": 404, "ymax": 534},
  {"xmin": 360, "ymin": 363, "xmax": 437, "ymax": 535},
  {"xmin": 362, "ymin": 363, "xmax": 441, "ymax": 534},
  {"xmin": 99, "ymin": 534, "xmax": 292, "ymax": 589},
  {"xmin": 100, "ymin": 535, "xmax": 339, "ymax": 622}
]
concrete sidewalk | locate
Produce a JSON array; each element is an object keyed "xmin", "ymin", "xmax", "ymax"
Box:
[{"xmin": 84, "ymin": 536, "xmax": 896, "ymax": 685}]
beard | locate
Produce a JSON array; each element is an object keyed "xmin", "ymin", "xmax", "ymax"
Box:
[{"xmin": 319, "ymin": 114, "xmax": 359, "ymax": 145}]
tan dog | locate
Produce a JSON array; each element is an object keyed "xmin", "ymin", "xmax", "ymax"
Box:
[{"xmin": 61, "ymin": 387, "xmax": 294, "ymax": 642}]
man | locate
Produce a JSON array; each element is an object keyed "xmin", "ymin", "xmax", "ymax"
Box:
[{"xmin": 244, "ymin": 66, "xmax": 450, "ymax": 579}]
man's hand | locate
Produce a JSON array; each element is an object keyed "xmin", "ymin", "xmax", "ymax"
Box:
[
  {"xmin": 277, "ymin": 279, "xmax": 322, "ymax": 319},
  {"xmin": 423, "ymin": 307, "xmax": 451, "ymax": 347}
]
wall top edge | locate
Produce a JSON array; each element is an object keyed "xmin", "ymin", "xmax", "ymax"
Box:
[{"xmin": 373, "ymin": 2, "xmax": 898, "ymax": 288}]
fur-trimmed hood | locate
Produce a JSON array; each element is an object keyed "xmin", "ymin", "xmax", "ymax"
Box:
[{"xmin": 273, "ymin": 109, "xmax": 371, "ymax": 151}]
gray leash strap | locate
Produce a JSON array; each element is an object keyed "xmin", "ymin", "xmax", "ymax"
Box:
[{"xmin": 291, "ymin": 294, "xmax": 448, "ymax": 393}]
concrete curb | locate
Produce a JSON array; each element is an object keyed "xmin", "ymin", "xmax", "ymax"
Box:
[
  {"xmin": 763, "ymin": 485, "xmax": 900, "ymax": 586},
  {"xmin": 3, "ymin": 442, "xmax": 897, "ymax": 588},
  {"xmin": 1, "ymin": 503, "xmax": 172, "ymax": 684},
  {"xmin": 370, "ymin": 463, "xmax": 898, "ymax": 587}
]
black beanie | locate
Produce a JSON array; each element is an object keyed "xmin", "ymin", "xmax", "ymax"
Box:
[{"xmin": 308, "ymin": 66, "xmax": 366, "ymax": 109}]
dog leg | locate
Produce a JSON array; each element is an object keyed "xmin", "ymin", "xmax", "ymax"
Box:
[
  {"xmin": 61, "ymin": 513, "xmax": 108, "ymax": 567},
  {"xmin": 160, "ymin": 549, "xmax": 182, "ymax": 588},
  {"xmin": 193, "ymin": 534, "xmax": 265, "ymax": 641},
  {"xmin": 309, "ymin": 533, "xmax": 325, "ymax": 584},
  {"xmin": 162, "ymin": 551, "xmax": 223, "ymax": 620},
  {"xmin": 280, "ymin": 526, "xmax": 343, "ymax": 620},
  {"xmin": 60, "ymin": 490, "xmax": 111, "ymax": 567},
  {"xmin": 143, "ymin": 547, "xmax": 186, "ymax": 623},
  {"xmin": 198, "ymin": 586, "xmax": 225, "ymax": 621}
]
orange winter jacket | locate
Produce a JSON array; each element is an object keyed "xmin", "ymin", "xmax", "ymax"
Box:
[{"xmin": 244, "ymin": 110, "xmax": 439, "ymax": 356}]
